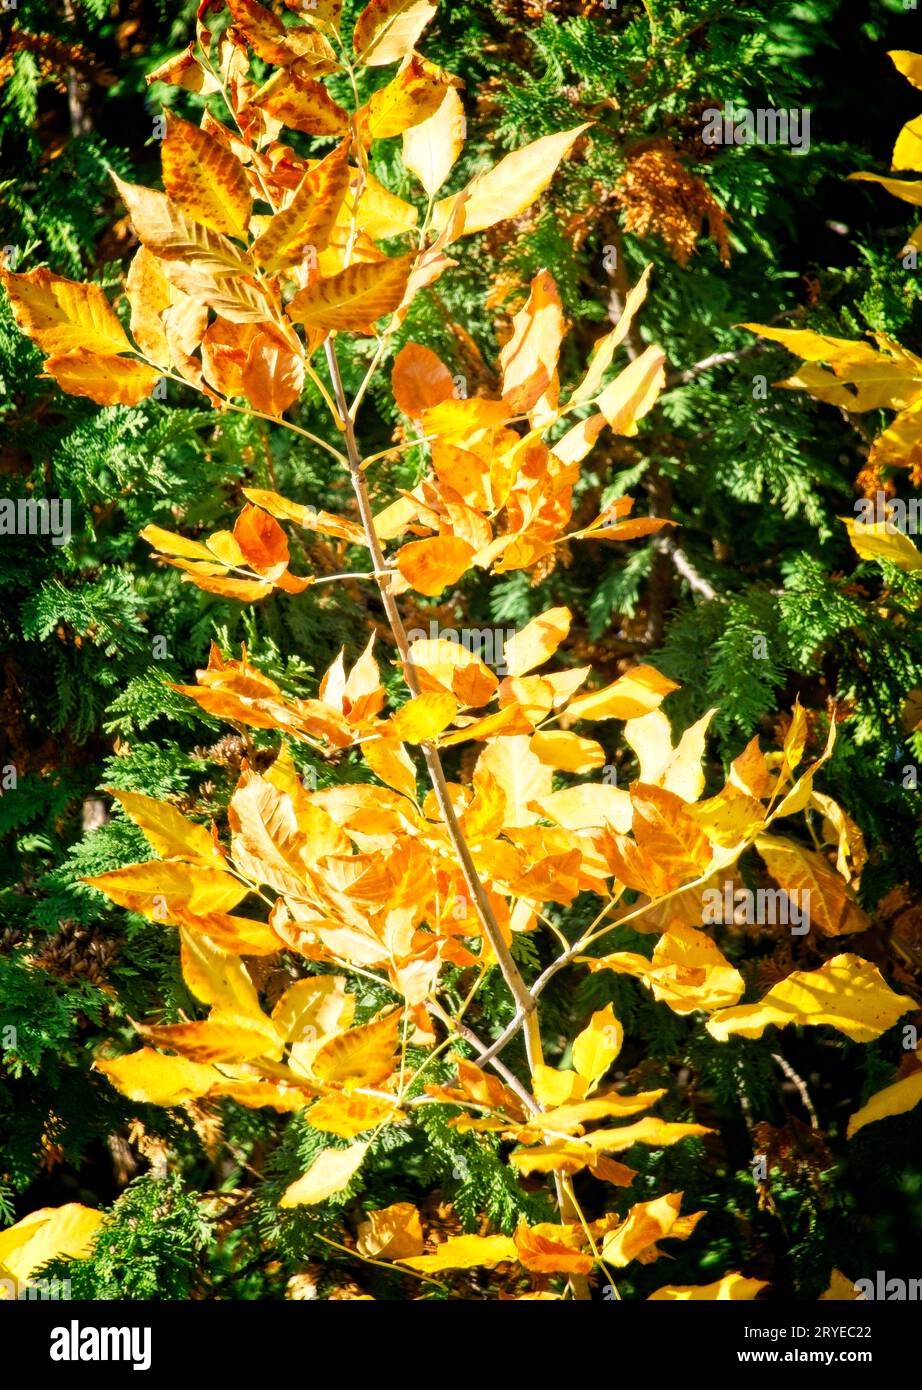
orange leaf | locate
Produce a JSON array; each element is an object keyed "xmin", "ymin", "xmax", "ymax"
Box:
[
  {"xmin": 43, "ymin": 352, "xmax": 160, "ymax": 405},
  {"xmin": 161, "ymin": 113, "xmax": 252, "ymax": 239},
  {"xmin": 392, "ymin": 341, "xmax": 455, "ymax": 415},
  {"xmin": 394, "ymin": 534, "xmax": 474, "ymax": 595},
  {"xmin": 246, "ymin": 69, "xmax": 349, "ymax": 136}
]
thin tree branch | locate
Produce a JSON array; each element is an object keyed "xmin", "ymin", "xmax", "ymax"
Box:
[{"xmin": 323, "ymin": 337, "xmax": 543, "ymax": 1078}]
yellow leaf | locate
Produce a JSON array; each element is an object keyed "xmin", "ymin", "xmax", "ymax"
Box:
[
  {"xmin": 707, "ymin": 953, "xmax": 915, "ymax": 1043},
  {"xmin": 1, "ymin": 265, "xmax": 132, "ymax": 355},
  {"xmin": 571, "ymin": 1004, "xmax": 622, "ymax": 1089},
  {"xmin": 246, "ymin": 68, "xmax": 349, "ymax": 135},
  {"xmin": 406, "ymin": 637, "xmax": 498, "ymax": 704},
  {"xmin": 531, "ymin": 1064, "xmax": 587, "ymax": 1108},
  {"xmin": 282, "ymin": 0, "xmax": 343, "ymax": 34},
  {"xmin": 0, "ymin": 1205, "xmax": 103, "ymax": 1292},
  {"xmin": 847, "ymin": 1066, "xmax": 922, "ymax": 1139},
  {"xmin": 890, "ymin": 49, "xmax": 922, "ymax": 90},
  {"xmin": 360, "ymin": 54, "xmax": 450, "ymax": 141},
  {"xmin": 755, "ymin": 834, "xmax": 868, "ymax": 936},
  {"xmin": 353, "ymin": 0, "xmax": 437, "ymax": 66},
  {"xmin": 107, "ymin": 788, "xmax": 224, "ymax": 868},
  {"xmin": 600, "ymin": 1192, "xmax": 690, "ymax": 1268},
  {"xmin": 162, "ymin": 113, "xmax": 252, "ymax": 239},
  {"xmin": 43, "ymin": 351, "xmax": 161, "ymax": 405},
  {"xmin": 528, "ymin": 1088, "xmax": 665, "ymax": 1133},
  {"xmin": 347, "ymin": 168, "xmax": 419, "ymax": 239},
  {"xmin": 124, "ymin": 246, "xmax": 171, "ymax": 364},
  {"xmin": 530, "ymin": 783, "xmax": 632, "ymax": 834},
  {"xmin": 648, "ymin": 1273, "xmax": 768, "ymax": 1301},
  {"xmin": 571, "ymin": 264, "xmax": 654, "ymax": 404},
  {"xmin": 499, "ymin": 269, "xmax": 565, "ymax": 413},
  {"xmin": 111, "ymin": 174, "xmax": 251, "ymax": 271},
  {"xmin": 392, "ymin": 691, "xmax": 458, "ymax": 742},
  {"xmin": 271, "ymin": 975, "xmax": 355, "ymax": 1044},
  {"xmin": 402, "ymin": 85, "xmax": 465, "ymax": 196},
  {"xmin": 564, "ymin": 664, "xmax": 678, "ymax": 722},
  {"xmin": 589, "ymin": 922, "xmax": 744, "ymax": 1015},
  {"xmin": 280, "ymin": 1142, "xmax": 370, "ymax": 1206},
  {"xmin": 399, "ymin": 1232, "xmax": 517, "ymax": 1273},
  {"xmin": 685, "ymin": 783, "xmax": 765, "ymax": 849},
  {"xmin": 312, "ymin": 1008, "xmax": 401, "ymax": 1087},
  {"xmin": 288, "ymin": 253, "xmax": 412, "ymax": 333},
  {"xmin": 357, "ymin": 1202, "xmax": 423, "ymax": 1258},
  {"xmin": 514, "ymin": 1223, "xmax": 594, "ymax": 1275},
  {"xmin": 819, "ymin": 1270, "xmax": 863, "ymax": 1301},
  {"xmin": 848, "ymin": 170, "xmax": 922, "ymax": 206},
  {"xmin": 308, "ymin": 1093, "xmax": 402, "ymax": 1139},
  {"xmin": 477, "ymin": 734, "xmax": 553, "ymax": 826},
  {"xmin": 842, "ymin": 515, "xmax": 922, "ymax": 571},
  {"xmin": 363, "ymin": 734, "xmax": 418, "ymax": 799},
  {"xmin": 179, "ymin": 925, "xmax": 265, "ymax": 1019},
  {"xmin": 623, "ymin": 708, "xmax": 714, "ymax": 804},
  {"xmin": 504, "ymin": 605, "xmax": 571, "ymax": 677},
  {"xmin": 436, "ymin": 124, "xmax": 591, "ymax": 239},
  {"xmin": 530, "ymin": 729, "xmax": 606, "ymax": 773},
  {"xmin": 228, "ymin": 766, "xmax": 311, "ymax": 898},
  {"xmin": 393, "ymin": 534, "xmax": 475, "ymax": 595},
  {"xmin": 95, "ymin": 1047, "xmax": 219, "ymax": 1104},
  {"xmin": 226, "ymin": 0, "xmax": 339, "ymax": 68},
  {"xmin": 250, "ymin": 141, "xmax": 349, "ymax": 271},
  {"xmin": 596, "ymin": 343, "xmax": 666, "ymax": 434},
  {"xmin": 84, "ymin": 860, "xmax": 248, "ymax": 921},
  {"xmin": 138, "ymin": 1018, "xmax": 277, "ymax": 1064}
]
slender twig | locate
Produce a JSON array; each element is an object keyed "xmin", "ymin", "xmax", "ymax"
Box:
[{"xmin": 323, "ymin": 336, "xmax": 543, "ymax": 1076}]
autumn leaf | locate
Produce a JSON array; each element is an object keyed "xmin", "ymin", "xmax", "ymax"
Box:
[
  {"xmin": 106, "ymin": 788, "xmax": 225, "ymax": 868},
  {"xmin": 499, "ymin": 269, "xmax": 565, "ymax": 414},
  {"xmin": 358, "ymin": 55, "xmax": 451, "ymax": 142},
  {"xmin": 391, "ymin": 691, "xmax": 457, "ymax": 742},
  {"xmin": 246, "ymin": 68, "xmax": 349, "ymax": 136},
  {"xmin": 0, "ymin": 266, "xmax": 133, "ymax": 355},
  {"xmin": 393, "ymin": 534, "xmax": 475, "ymax": 595},
  {"xmin": 648, "ymin": 1273, "xmax": 768, "ymax": 1301},
  {"xmin": 755, "ymin": 834, "xmax": 869, "ymax": 936},
  {"xmin": 43, "ymin": 352, "xmax": 161, "ymax": 405},
  {"xmin": 847, "ymin": 1063, "xmax": 922, "ymax": 1139},
  {"xmin": 353, "ymin": 0, "xmax": 438, "ymax": 66},
  {"xmin": 250, "ymin": 141, "xmax": 350, "ymax": 271},
  {"xmin": 280, "ymin": 1142, "xmax": 370, "ymax": 1206},
  {"xmin": 84, "ymin": 860, "xmax": 248, "ymax": 921},
  {"xmin": 357, "ymin": 1203, "xmax": 423, "ymax": 1259},
  {"xmin": 564, "ymin": 664, "xmax": 679, "ymax": 722},
  {"xmin": 571, "ymin": 1004, "xmax": 622, "ymax": 1090},
  {"xmin": 707, "ymin": 953, "xmax": 915, "ymax": 1043},
  {"xmin": 402, "ymin": 85, "xmax": 465, "ymax": 195},
  {"xmin": 588, "ymin": 922, "xmax": 744, "ymax": 1016},
  {"xmin": 287, "ymin": 254, "xmax": 412, "ymax": 333},
  {"xmin": 311, "ymin": 1008, "xmax": 401, "ymax": 1087},
  {"xmin": 391, "ymin": 341, "xmax": 455, "ymax": 415},
  {"xmin": 601, "ymin": 1192, "xmax": 701, "ymax": 1268},
  {"xmin": 436, "ymin": 124, "xmax": 592, "ymax": 239},
  {"xmin": 0, "ymin": 1205, "xmax": 103, "ymax": 1295},
  {"xmin": 308, "ymin": 1093, "xmax": 402, "ymax": 1139},
  {"xmin": 842, "ymin": 516, "xmax": 922, "ymax": 571},
  {"xmin": 95, "ymin": 1048, "xmax": 220, "ymax": 1105},
  {"xmin": 399, "ymin": 1232, "xmax": 517, "ymax": 1273},
  {"xmin": 161, "ymin": 113, "xmax": 252, "ymax": 239}
]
